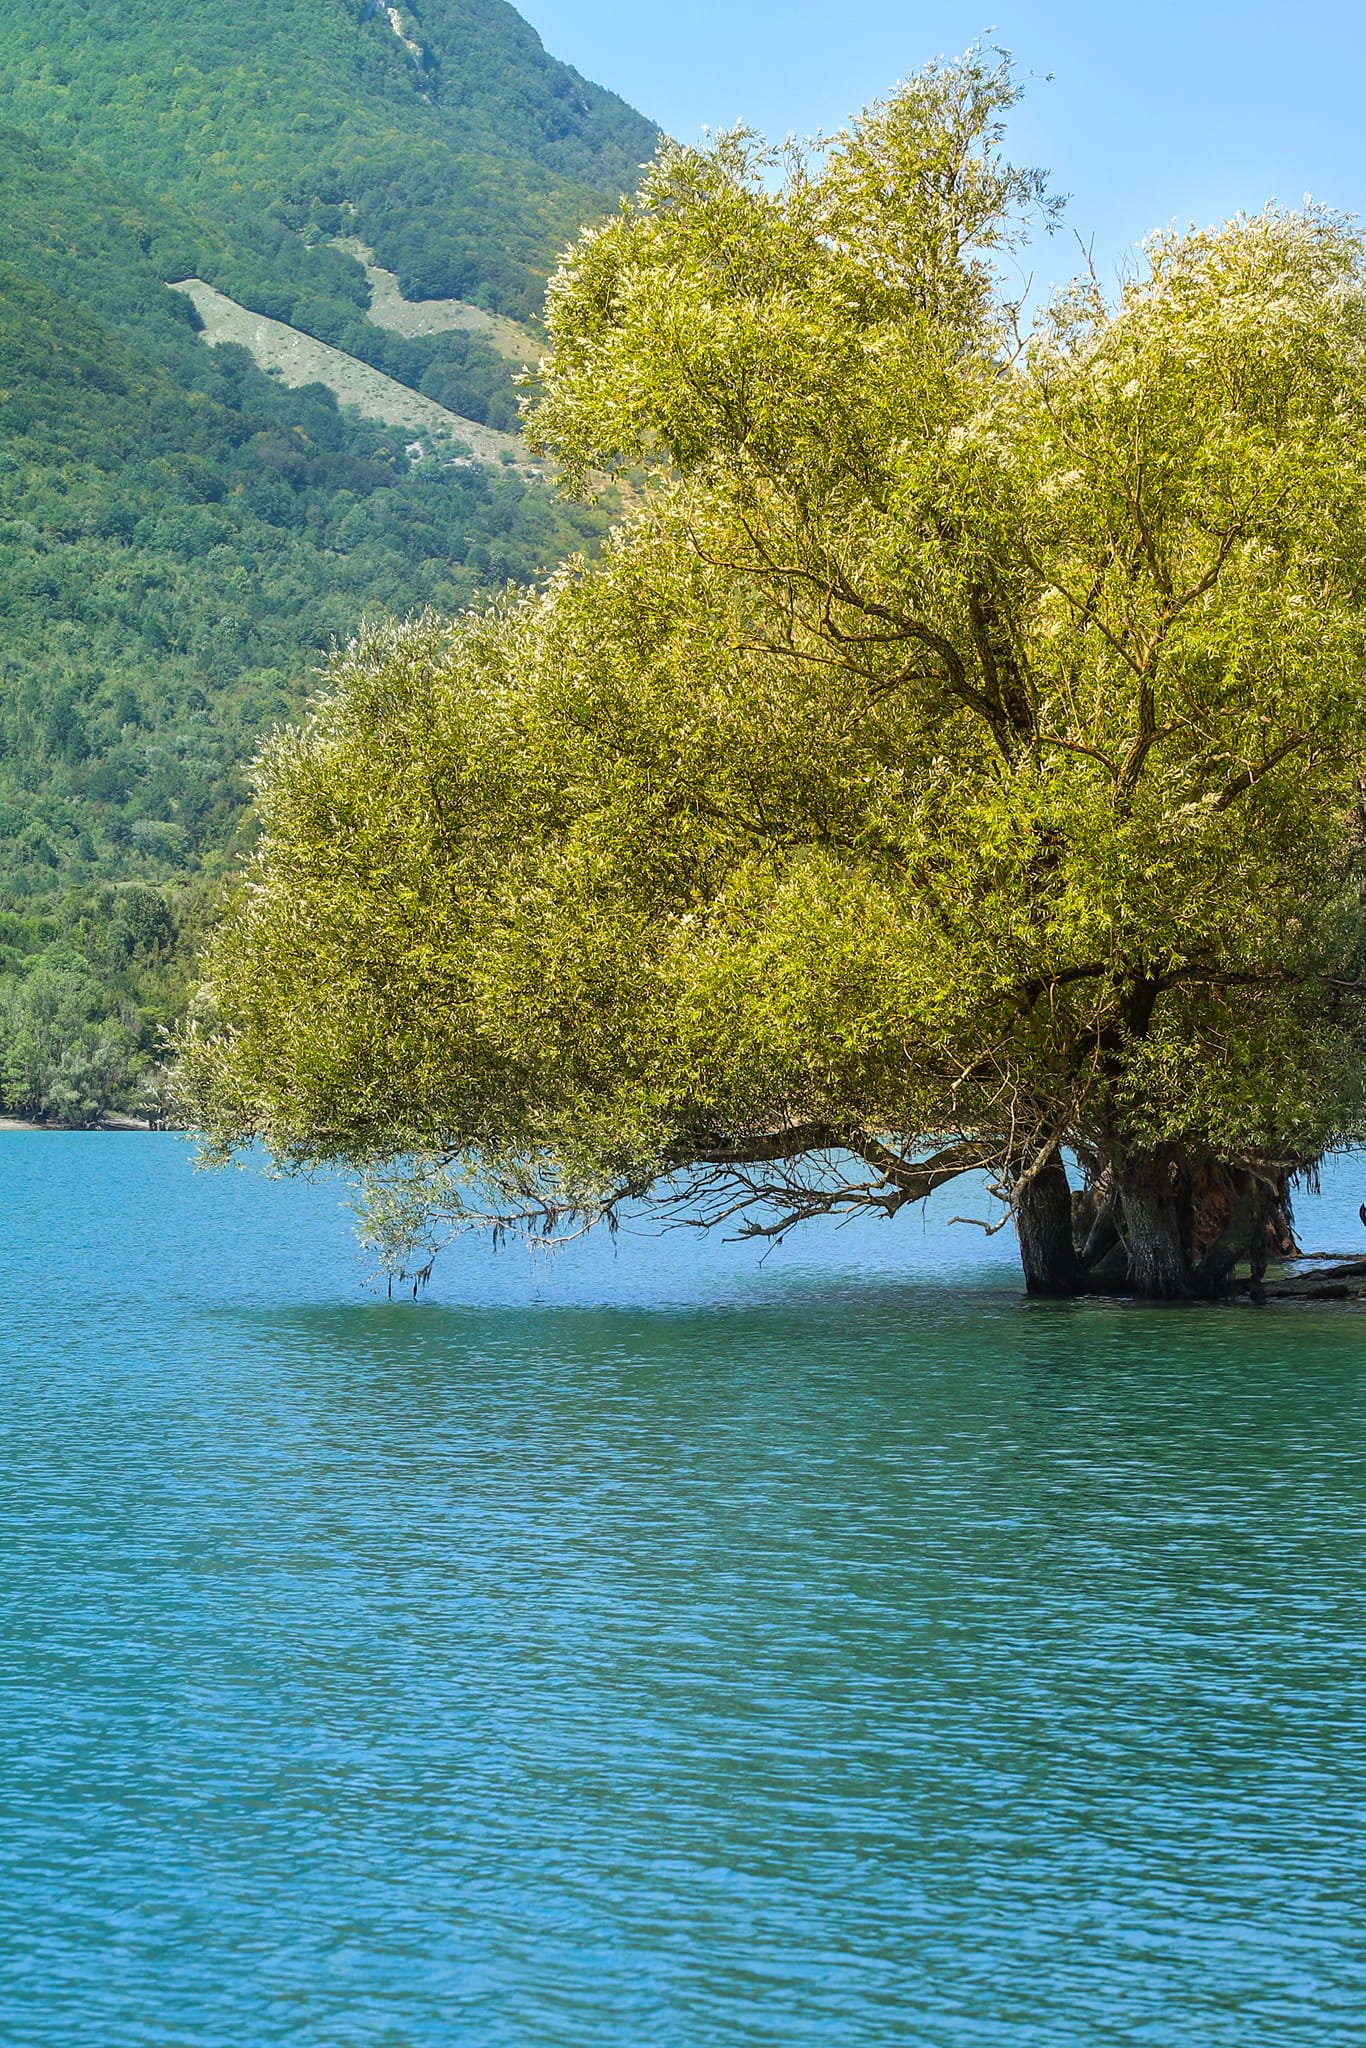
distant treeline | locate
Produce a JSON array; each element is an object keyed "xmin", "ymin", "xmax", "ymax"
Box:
[{"xmin": 0, "ymin": 883, "xmax": 210, "ymax": 1125}]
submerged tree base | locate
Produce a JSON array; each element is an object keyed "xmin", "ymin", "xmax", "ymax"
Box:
[
  {"xmin": 1014, "ymin": 1146, "xmax": 1316, "ymax": 1301},
  {"xmin": 1019, "ymin": 1260, "xmax": 1366, "ymax": 1305}
]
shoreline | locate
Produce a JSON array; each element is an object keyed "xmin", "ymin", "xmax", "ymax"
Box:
[{"xmin": 0, "ymin": 1115, "xmax": 164, "ymax": 1133}]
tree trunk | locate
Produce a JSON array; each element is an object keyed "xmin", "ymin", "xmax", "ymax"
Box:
[
  {"xmin": 1116, "ymin": 1158, "xmax": 1195, "ymax": 1299},
  {"xmin": 1014, "ymin": 1152, "xmax": 1084, "ymax": 1294},
  {"xmin": 1193, "ymin": 1170, "xmax": 1261, "ymax": 1296}
]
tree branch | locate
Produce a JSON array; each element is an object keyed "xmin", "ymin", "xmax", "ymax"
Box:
[{"xmin": 1211, "ymin": 731, "xmax": 1309, "ymax": 810}]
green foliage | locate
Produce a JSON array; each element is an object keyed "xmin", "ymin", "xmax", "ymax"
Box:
[
  {"xmin": 0, "ymin": 963, "xmax": 137, "ymax": 1126},
  {"xmin": 0, "ymin": 120, "xmax": 616, "ymax": 898},
  {"xmin": 182, "ymin": 54, "xmax": 1366, "ymax": 1293}
]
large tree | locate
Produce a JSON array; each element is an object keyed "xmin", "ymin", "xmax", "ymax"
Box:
[{"xmin": 180, "ymin": 53, "xmax": 1366, "ymax": 1297}]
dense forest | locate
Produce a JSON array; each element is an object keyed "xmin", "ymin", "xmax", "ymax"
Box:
[{"xmin": 0, "ymin": 0, "xmax": 653, "ymax": 1124}]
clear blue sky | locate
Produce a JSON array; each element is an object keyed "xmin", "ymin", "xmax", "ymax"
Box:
[{"xmin": 519, "ymin": 0, "xmax": 1365, "ymax": 295}]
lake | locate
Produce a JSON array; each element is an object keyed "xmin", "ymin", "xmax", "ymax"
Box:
[{"xmin": 1, "ymin": 1136, "xmax": 1364, "ymax": 2045}]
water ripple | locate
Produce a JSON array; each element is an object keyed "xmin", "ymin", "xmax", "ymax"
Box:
[{"xmin": 0, "ymin": 1138, "xmax": 1363, "ymax": 2044}]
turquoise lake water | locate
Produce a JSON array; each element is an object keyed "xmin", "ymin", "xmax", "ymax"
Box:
[{"xmin": 2, "ymin": 1135, "xmax": 1364, "ymax": 2046}]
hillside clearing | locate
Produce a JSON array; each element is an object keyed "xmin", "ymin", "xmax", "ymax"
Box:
[
  {"xmin": 335, "ymin": 238, "xmax": 539, "ymax": 361},
  {"xmin": 170, "ymin": 279, "xmax": 539, "ymax": 468}
]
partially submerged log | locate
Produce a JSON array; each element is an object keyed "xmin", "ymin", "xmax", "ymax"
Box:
[{"xmin": 1255, "ymin": 1256, "xmax": 1366, "ymax": 1302}]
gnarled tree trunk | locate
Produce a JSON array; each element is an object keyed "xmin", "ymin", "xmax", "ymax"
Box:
[{"xmin": 1012, "ymin": 1145, "xmax": 1299, "ymax": 1301}]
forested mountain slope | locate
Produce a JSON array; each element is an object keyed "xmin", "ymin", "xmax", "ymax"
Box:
[
  {"xmin": 0, "ymin": 0, "xmax": 658, "ymax": 326},
  {"xmin": 0, "ymin": 54, "xmax": 639, "ymax": 1120},
  {"xmin": 0, "ymin": 120, "xmax": 611, "ymax": 888}
]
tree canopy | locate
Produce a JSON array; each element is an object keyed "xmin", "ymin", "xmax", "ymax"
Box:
[{"xmin": 181, "ymin": 52, "xmax": 1366, "ymax": 1297}]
